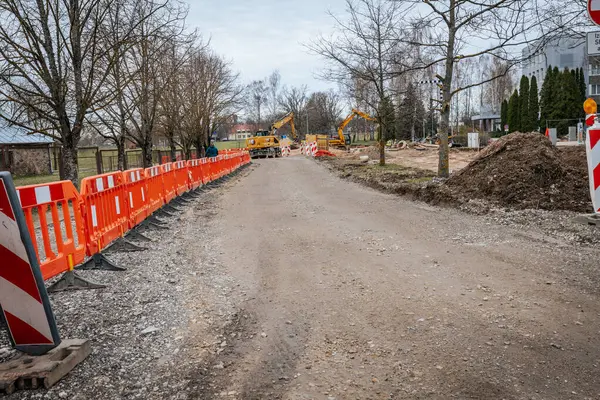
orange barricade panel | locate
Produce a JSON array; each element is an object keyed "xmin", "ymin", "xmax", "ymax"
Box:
[
  {"xmin": 145, "ymin": 166, "xmax": 165, "ymax": 215},
  {"xmin": 16, "ymin": 181, "xmax": 86, "ymax": 280},
  {"xmin": 80, "ymin": 172, "xmax": 128, "ymax": 255},
  {"xmin": 172, "ymin": 161, "xmax": 189, "ymax": 196},
  {"xmin": 187, "ymin": 159, "xmax": 204, "ymax": 189},
  {"xmin": 201, "ymin": 158, "xmax": 210, "ymax": 184},
  {"xmin": 123, "ymin": 168, "xmax": 148, "ymax": 229},
  {"xmin": 161, "ymin": 163, "xmax": 177, "ymax": 204}
]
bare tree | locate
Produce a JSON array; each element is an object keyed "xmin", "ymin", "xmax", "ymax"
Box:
[
  {"xmin": 86, "ymin": 0, "xmax": 147, "ymax": 171},
  {"xmin": 279, "ymin": 85, "xmax": 309, "ymax": 138},
  {"xmin": 158, "ymin": 37, "xmax": 197, "ymax": 161},
  {"xmin": 245, "ymin": 80, "xmax": 269, "ymax": 129},
  {"xmin": 125, "ymin": 0, "xmax": 188, "ymax": 168},
  {"xmin": 309, "ymin": 0, "xmax": 406, "ymax": 165},
  {"xmin": 394, "ymin": 0, "xmax": 563, "ymax": 176},
  {"xmin": 267, "ymin": 71, "xmax": 282, "ymax": 121},
  {"xmin": 306, "ymin": 90, "xmax": 344, "ymax": 135},
  {"xmin": 0, "ymin": 0, "xmax": 135, "ymax": 185},
  {"xmin": 180, "ymin": 49, "xmax": 242, "ymax": 158}
]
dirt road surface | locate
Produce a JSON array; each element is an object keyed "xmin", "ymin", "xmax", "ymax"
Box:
[
  {"xmin": 5, "ymin": 155, "xmax": 600, "ymax": 400},
  {"xmin": 193, "ymin": 156, "xmax": 600, "ymax": 399}
]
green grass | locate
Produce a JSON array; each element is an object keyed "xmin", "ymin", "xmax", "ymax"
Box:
[
  {"xmin": 216, "ymin": 141, "xmax": 246, "ymax": 150},
  {"xmin": 13, "ymin": 170, "xmax": 97, "ymax": 187}
]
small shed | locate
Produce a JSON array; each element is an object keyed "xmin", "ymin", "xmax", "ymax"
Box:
[{"xmin": 0, "ymin": 125, "xmax": 54, "ymax": 176}]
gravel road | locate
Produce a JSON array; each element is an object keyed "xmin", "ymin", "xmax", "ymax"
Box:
[{"xmin": 3, "ymin": 156, "xmax": 600, "ymax": 399}]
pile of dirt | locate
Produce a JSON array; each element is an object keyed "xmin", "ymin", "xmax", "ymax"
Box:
[
  {"xmin": 348, "ymin": 146, "xmax": 381, "ymax": 160},
  {"xmin": 444, "ymin": 132, "xmax": 591, "ymax": 212}
]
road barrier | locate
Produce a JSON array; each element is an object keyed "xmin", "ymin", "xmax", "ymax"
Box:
[
  {"xmin": 587, "ymin": 120, "xmax": 600, "ymax": 213},
  {"xmin": 123, "ymin": 168, "xmax": 148, "ymax": 229},
  {"xmin": 80, "ymin": 172, "xmax": 129, "ymax": 256},
  {"xmin": 7, "ymin": 150, "xmax": 250, "ymax": 292},
  {"xmin": 16, "ymin": 181, "xmax": 86, "ymax": 281}
]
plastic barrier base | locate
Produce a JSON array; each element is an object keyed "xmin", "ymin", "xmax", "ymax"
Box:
[
  {"xmin": 79, "ymin": 253, "xmax": 126, "ymax": 272},
  {"xmin": 47, "ymin": 271, "xmax": 105, "ymax": 293},
  {"xmin": 104, "ymin": 238, "xmax": 147, "ymax": 253},
  {"xmin": 137, "ymin": 218, "xmax": 169, "ymax": 232},
  {"xmin": 163, "ymin": 204, "xmax": 181, "ymax": 213},
  {"xmin": 155, "ymin": 209, "xmax": 175, "ymax": 219},
  {"xmin": 0, "ymin": 339, "xmax": 91, "ymax": 395},
  {"xmin": 125, "ymin": 229, "xmax": 151, "ymax": 242}
]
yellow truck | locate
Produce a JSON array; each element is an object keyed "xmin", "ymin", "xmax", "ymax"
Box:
[{"xmin": 246, "ymin": 112, "xmax": 297, "ymax": 159}]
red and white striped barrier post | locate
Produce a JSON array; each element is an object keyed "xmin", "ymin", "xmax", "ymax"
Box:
[
  {"xmin": 587, "ymin": 118, "xmax": 600, "ymax": 213},
  {"xmin": 584, "ymin": 99, "xmax": 600, "ymax": 214},
  {"xmin": 0, "ymin": 172, "xmax": 60, "ymax": 355},
  {"xmin": 311, "ymin": 142, "xmax": 317, "ymax": 157}
]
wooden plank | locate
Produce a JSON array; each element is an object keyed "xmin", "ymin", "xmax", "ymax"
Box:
[{"xmin": 0, "ymin": 339, "xmax": 91, "ymax": 395}]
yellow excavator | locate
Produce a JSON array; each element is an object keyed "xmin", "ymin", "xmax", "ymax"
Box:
[
  {"xmin": 246, "ymin": 112, "xmax": 297, "ymax": 159},
  {"xmin": 330, "ymin": 109, "xmax": 376, "ymax": 148}
]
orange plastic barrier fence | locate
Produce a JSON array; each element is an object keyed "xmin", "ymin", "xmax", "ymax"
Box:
[
  {"xmin": 80, "ymin": 172, "xmax": 128, "ymax": 255},
  {"xmin": 16, "ymin": 181, "xmax": 86, "ymax": 280},
  {"xmin": 14, "ymin": 150, "xmax": 250, "ymax": 281},
  {"xmin": 145, "ymin": 166, "xmax": 165, "ymax": 215},
  {"xmin": 187, "ymin": 159, "xmax": 204, "ymax": 189},
  {"xmin": 123, "ymin": 168, "xmax": 148, "ymax": 229},
  {"xmin": 161, "ymin": 163, "xmax": 177, "ymax": 204},
  {"xmin": 200, "ymin": 158, "xmax": 211, "ymax": 184},
  {"xmin": 173, "ymin": 161, "xmax": 190, "ymax": 196}
]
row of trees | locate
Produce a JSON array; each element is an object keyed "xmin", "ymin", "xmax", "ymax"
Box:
[
  {"xmin": 0, "ymin": 0, "xmax": 241, "ymax": 186},
  {"xmin": 243, "ymin": 71, "xmax": 349, "ymax": 137},
  {"xmin": 540, "ymin": 66, "xmax": 586, "ymax": 134},
  {"xmin": 501, "ymin": 76, "xmax": 539, "ymax": 133},
  {"xmin": 501, "ymin": 67, "xmax": 586, "ymax": 135},
  {"xmin": 310, "ymin": 0, "xmax": 582, "ymax": 173}
]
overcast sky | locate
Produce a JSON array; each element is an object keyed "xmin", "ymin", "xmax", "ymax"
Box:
[{"xmin": 186, "ymin": 0, "xmax": 346, "ymax": 92}]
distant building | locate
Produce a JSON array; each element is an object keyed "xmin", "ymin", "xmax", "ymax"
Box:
[
  {"xmin": 227, "ymin": 124, "xmax": 255, "ymax": 141},
  {"xmin": 471, "ymin": 105, "xmax": 501, "ymax": 133},
  {"xmin": 0, "ymin": 125, "xmax": 54, "ymax": 176},
  {"xmin": 522, "ymin": 35, "xmax": 587, "ymax": 91}
]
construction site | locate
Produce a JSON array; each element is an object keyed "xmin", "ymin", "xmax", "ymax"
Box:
[{"xmin": 3, "ymin": 0, "xmax": 600, "ymax": 399}]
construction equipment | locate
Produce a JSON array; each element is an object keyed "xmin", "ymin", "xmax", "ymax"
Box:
[
  {"xmin": 245, "ymin": 112, "xmax": 297, "ymax": 159},
  {"xmin": 331, "ymin": 109, "xmax": 376, "ymax": 148}
]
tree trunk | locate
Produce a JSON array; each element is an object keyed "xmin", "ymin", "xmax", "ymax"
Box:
[
  {"xmin": 142, "ymin": 136, "xmax": 153, "ymax": 168},
  {"xmin": 438, "ymin": 3, "xmax": 456, "ymax": 178},
  {"xmin": 117, "ymin": 138, "xmax": 127, "ymax": 171},
  {"xmin": 195, "ymin": 137, "xmax": 204, "ymax": 158},
  {"xmin": 378, "ymin": 125, "xmax": 385, "ymax": 166},
  {"xmin": 169, "ymin": 138, "xmax": 177, "ymax": 162},
  {"xmin": 61, "ymin": 138, "xmax": 79, "ymax": 189}
]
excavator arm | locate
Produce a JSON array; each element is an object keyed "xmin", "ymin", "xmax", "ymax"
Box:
[
  {"xmin": 336, "ymin": 109, "xmax": 376, "ymax": 145},
  {"xmin": 270, "ymin": 112, "xmax": 297, "ymax": 139}
]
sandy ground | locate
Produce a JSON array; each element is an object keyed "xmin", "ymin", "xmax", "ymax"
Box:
[
  {"xmin": 4, "ymin": 156, "xmax": 600, "ymax": 399},
  {"xmin": 329, "ymin": 147, "xmax": 477, "ymax": 173}
]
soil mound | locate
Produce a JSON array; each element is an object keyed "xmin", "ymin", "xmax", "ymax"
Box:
[{"xmin": 445, "ymin": 132, "xmax": 591, "ymax": 212}]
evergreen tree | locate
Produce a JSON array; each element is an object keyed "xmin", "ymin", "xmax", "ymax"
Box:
[
  {"xmin": 579, "ymin": 68, "xmax": 586, "ymax": 99},
  {"xmin": 578, "ymin": 68, "xmax": 587, "ymax": 117},
  {"xmin": 379, "ymin": 96, "xmax": 396, "ymax": 141},
  {"xmin": 539, "ymin": 66, "xmax": 555, "ymax": 129},
  {"xmin": 554, "ymin": 68, "xmax": 579, "ymax": 135},
  {"xmin": 519, "ymin": 75, "xmax": 530, "ymax": 132},
  {"xmin": 507, "ymin": 89, "xmax": 520, "ymax": 132},
  {"xmin": 529, "ymin": 76, "xmax": 539, "ymax": 132},
  {"xmin": 396, "ymin": 83, "xmax": 420, "ymax": 140},
  {"xmin": 500, "ymin": 99, "xmax": 508, "ymax": 132}
]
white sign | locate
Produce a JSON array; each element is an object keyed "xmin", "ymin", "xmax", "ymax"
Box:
[
  {"xmin": 468, "ymin": 132, "xmax": 480, "ymax": 149},
  {"xmin": 587, "ymin": 31, "xmax": 600, "ymax": 55}
]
